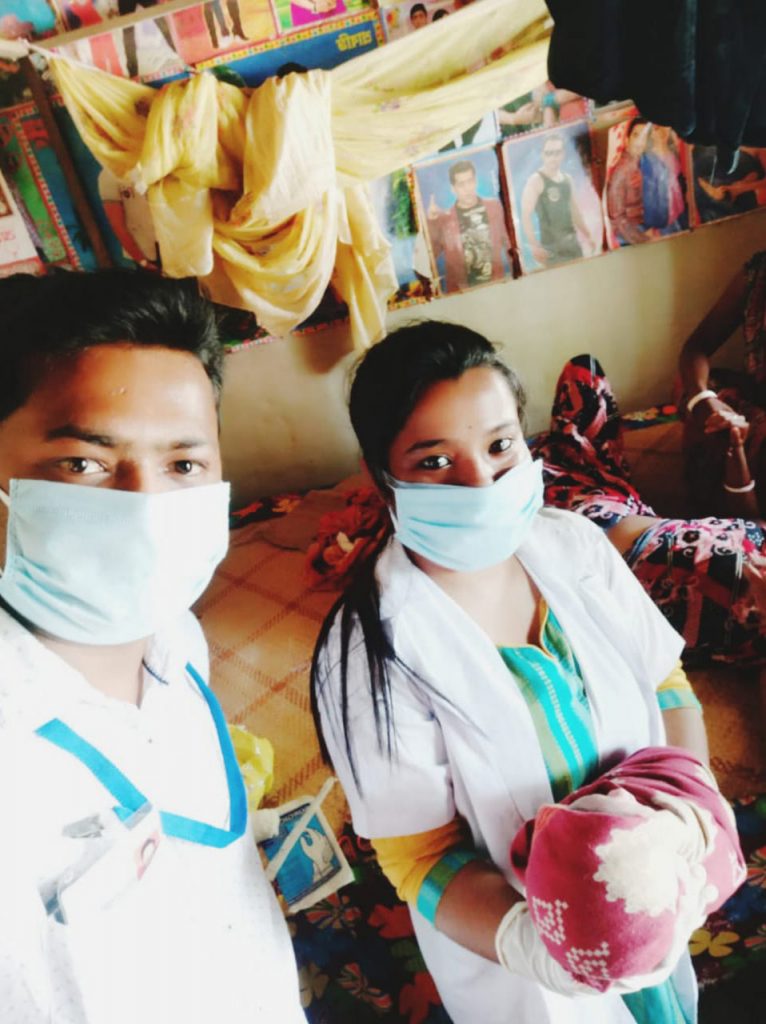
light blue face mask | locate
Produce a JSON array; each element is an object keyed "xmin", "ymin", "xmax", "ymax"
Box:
[
  {"xmin": 0, "ymin": 479, "xmax": 230, "ymax": 645},
  {"xmin": 384, "ymin": 457, "xmax": 544, "ymax": 571}
]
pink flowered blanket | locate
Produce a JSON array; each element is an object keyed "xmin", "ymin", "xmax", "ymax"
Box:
[{"xmin": 511, "ymin": 748, "xmax": 747, "ymax": 991}]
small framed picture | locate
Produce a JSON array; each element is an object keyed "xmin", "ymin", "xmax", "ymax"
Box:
[
  {"xmin": 2, "ymin": 0, "xmax": 59, "ymax": 38},
  {"xmin": 171, "ymin": 0, "xmax": 277, "ymax": 66},
  {"xmin": 369, "ymin": 168, "xmax": 434, "ymax": 305},
  {"xmin": 603, "ymin": 115, "xmax": 690, "ymax": 249},
  {"xmin": 413, "ymin": 145, "xmax": 512, "ymax": 296},
  {"xmin": 502, "ymin": 119, "xmax": 603, "ymax": 274},
  {"xmin": 54, "ymin": 1, "xmax": 278, "ymax": 80},
  {"xmin": 272, "ymin": 0, "xmax": 369, "ymax": 35},
  {"xmin": 380, "ymin": 0, "xmax": 454, "ymax": 41},
  {"xmin": 58, "ymin": 17, "xmax": 185, "ymax": 80},
  {"xmin": 690, "ymin": 145, "xmax": 766, "ymax": 226}
]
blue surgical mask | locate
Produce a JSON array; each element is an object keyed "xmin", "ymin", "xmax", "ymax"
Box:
[
  {"xmin": 384, "ymin": 457, "xmax": 544, "ymax": 571},
  {"xmin": 0, "ymin": 479, "xmax": 230, "ymax": 645}
]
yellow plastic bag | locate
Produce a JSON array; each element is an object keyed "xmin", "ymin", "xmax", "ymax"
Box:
[{"xmin": 228, "ymin": 724, "xmax": 275, "ymax": 813}]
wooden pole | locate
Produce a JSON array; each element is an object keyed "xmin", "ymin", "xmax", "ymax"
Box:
[{"xmin": 19, "ymin": 55, "xmax": 113, "ymax": 269}]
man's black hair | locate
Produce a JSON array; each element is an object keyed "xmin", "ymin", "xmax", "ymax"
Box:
[
  {"xmin": 432, "ymin": 8, "xmax": 448, "ymax": 19},
  {"xmin": 448, "ymin": 159, "xmax": 477, "ymax": 184},
  {"xmin": 409, "ymin": 3, "xmax": 427, "ymax": 18},
  {"xmin": 0, "ymin": 269, "xmax": 223, "ymax": 422}
]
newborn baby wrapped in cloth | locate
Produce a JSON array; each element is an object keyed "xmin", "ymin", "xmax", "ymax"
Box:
[{"xmin": 509, "ymin": 747, "xmax": 746, "ymax": 992}]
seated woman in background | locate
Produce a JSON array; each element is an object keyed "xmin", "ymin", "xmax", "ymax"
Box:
[
  {"xmin": 677, "ymin": 248, "xmax": 766, "ymax": 517},
  {"xmin": 311, "ymin": 321, "xmax": 710, "ymax": 1024},
  {"xmin": 533, "ymin": 354, "xmax": 766, "ymax": 670}
]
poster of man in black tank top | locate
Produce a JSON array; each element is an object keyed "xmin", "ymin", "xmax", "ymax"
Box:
[{"xmin": 502, "ymin": 122, "xmax": 603, "ymax": 275}]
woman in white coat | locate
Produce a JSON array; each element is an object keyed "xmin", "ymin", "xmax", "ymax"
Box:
[{"xmin": 311, "ymin": 322, "xmax": 711, "ymax": 1024}]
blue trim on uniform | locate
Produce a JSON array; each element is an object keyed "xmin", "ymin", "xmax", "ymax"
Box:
[
  {"xmin": 35, "ymin": 662, "xmax": 247, "ymax": 849},
  {"xmin": 416, "ymin": 849, "xmax": 479, "ymax": 924}
]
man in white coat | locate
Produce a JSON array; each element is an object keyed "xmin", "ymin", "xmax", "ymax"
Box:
[{"xmin": 0, "ymin": 269, "xmax": 305, "ymax": 1024}]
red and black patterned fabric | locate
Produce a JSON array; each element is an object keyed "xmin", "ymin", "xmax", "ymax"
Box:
[
  {"xmin": 530, "ymin": 353, "xmax": 656, "ymax": 530},
  {"xmin": 532, "ymin": 354, "xmax": 766, "ymax": 667}
]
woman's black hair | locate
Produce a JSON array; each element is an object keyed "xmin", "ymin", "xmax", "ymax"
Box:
[{"xmin": 310, "ymin": 320, "xmax": 526, "ymax": 784}]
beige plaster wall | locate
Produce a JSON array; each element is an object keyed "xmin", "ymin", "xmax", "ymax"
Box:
[{"xmin": 220, "ymin": 209, "xmax": 766, "ymax": 504}]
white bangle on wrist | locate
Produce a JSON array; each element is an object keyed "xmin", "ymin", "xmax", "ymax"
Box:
[
  {"xmin": 686, "ymin": 389, "xmax": 717, "ymax": 413},
  {"xmin": 723, "ymin": 479, "xmax": 756, "ymax": 493}
]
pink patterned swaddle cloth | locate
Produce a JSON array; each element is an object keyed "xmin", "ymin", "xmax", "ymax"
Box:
[{"xmin": 510, "ymin": 747, "xmax": 746, "ymax": 992}]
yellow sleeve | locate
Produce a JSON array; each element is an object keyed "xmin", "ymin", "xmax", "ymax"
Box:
[
  {"xmin": 371, "ymin": 815, "xmax": 471, "ymax": 904},
  {"xmin": 656, "ymin": 660, "xmax": 702, "ymax": 712}
]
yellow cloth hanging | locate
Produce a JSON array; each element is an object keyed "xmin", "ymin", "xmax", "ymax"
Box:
[{"xmin": 49, "ymin": 0, "xmax": 550, "ymax": 347}]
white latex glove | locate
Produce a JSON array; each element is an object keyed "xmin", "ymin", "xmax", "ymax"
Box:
[
  {"xmin": 495, "ymin": 901, "xmax": 596, "ymax": 996},
  {"xmin": 495, "ymin": 897, "xmax": 695, "ymax": 997},
  {"xmin": 500, "ymin": 789, "xmax": 716, "ymax": 997}
]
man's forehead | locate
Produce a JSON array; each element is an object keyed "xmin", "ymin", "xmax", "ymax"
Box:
[
  {"xmin": 13, "ymin": 343, "xmax": 217, "ymax": 433},
  {"xmin": 31, "ymin": 343, "xmax": 208, "ymax": 392}
]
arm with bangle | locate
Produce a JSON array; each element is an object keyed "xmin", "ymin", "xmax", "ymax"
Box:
[
  {"xmin": 722, "ymin": 426, "xmax": 759, "ymax": 516},
  {"xmin": 679, "ymin": 266, "xmax": 760, "ymax": 511},
  {"xmin": 679, "ymin": 267, "xmax": 748, "ymax": 432}
]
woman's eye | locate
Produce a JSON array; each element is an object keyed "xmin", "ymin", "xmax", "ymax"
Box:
[
  {"xmin": 489, "ymin": 437, "xmax": 514, "ymax": 454},
  {"xmin": 419, "ymin": 454, "xmax": 451, "ymax": 471},
  {"xmin": 60, "ymin": 457, "xmax": 103, "ymax": 476},
  {"xmin": 172, "ymin": 459, "xmax": 202, "ymax": 476}
]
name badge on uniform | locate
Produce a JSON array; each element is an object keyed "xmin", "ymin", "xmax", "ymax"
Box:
[{"xmin": 46, "ymin": 804, "xmax": 162, "ymax": 925}]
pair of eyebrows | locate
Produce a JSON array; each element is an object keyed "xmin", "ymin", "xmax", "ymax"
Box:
[
  {"xmin": 405, "ymin": 419, "xmax": 520, "ymax": 454},
  {"xmin": 45, "ymin": 424, "xmax": 210, "ymax": 451}
]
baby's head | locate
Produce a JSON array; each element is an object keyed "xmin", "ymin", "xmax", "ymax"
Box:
[{"xmin": 511, "ymin": 747, "xmax": 745, "ymax": 991}]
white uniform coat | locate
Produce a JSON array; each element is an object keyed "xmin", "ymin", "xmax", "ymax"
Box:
[
  {"xmin": 0, "ymin": 608, "xmax": 305, "ymax": 1024},
  {"xmin": 316, "ymin": 509, "xmax": 697, "ymax": 1024}
]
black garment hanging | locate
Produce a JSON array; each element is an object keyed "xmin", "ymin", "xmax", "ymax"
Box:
[{"xmin": 546, "ymin": 1, "xmax": 766, "ymax": 166}]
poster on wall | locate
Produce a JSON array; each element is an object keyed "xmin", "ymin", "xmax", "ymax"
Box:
[
  {"xmin": 52, "ymin": 0, "xmax": 278, "ymax": 80},
  {"xmin": 497, "ymin": 80, "xmax": 590, "ymax": 140},
  {"xmin": 603, "ymin": 114, "xmax": 689, "ymax": 250},
  {"xmin": 198, "ymin": 9, "xmax": 381, "ymax": 86},
  {"xmin": 0, "ymin": 168, "xmax": 43, "ymax": 276},
  {"xmin": 0, "ymin": 98, "xmax": 136, "ymax": 271},
  {"xmin": 271, "ymin": 0, "xmax": 370, "ymax": 37},
  {"xmin": 369, "ymin": 168, "xmax": 433, "ymax": 305},
  {"xmin": 502, "ymin": 120, "xmax": 603, "ymax": 274},
  {"xmin": 690, "ymin": 145, "xmax": 766, "ymax": 226},
  {"xmin": 1, "ymin": 0, "xmax": 60, "ymax": 106},
  {"xmin": 1, "ymin": 0, "xmax": 60, "ymax": 39},
  {"xmin": 380, "ymin": 0, "xmax": 454, "ymax": 41},
  {"xmin": 54, "ymin": 7, "xmax": 186, "ymax": 79},
  {"xmin": 413, "ymin": 144, "xmax": 512, "ymax": 296},
  {"xmin": 0, "ymin": 101, "xmax": 87, "ymax": 268},
  {"xmin": 55, "ymin": 98, "xmax": 151, "ymax": 267}
]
